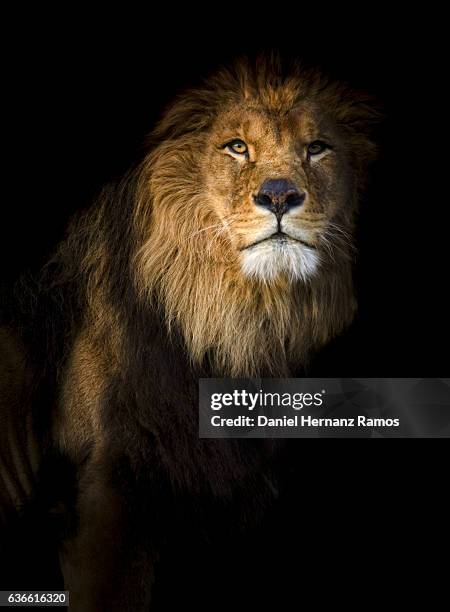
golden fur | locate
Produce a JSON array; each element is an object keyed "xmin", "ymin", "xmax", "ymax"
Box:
[{"xmin": 130, "ymin": 57, "xmax": 378, "ymax": 376}]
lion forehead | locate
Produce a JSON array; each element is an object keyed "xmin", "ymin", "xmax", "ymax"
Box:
[{"xmin": 212, "ymin": 100, "xmax": 324, "ymax": 144}]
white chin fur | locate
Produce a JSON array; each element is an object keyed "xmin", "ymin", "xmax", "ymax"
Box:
[{"xmin": 240, "ymin": 240, "xmax": 320, "ymax": 283}]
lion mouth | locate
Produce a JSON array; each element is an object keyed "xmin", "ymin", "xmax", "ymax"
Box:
[{"xmin": 241, "ymin": 231, "xmax": 316, "ymax": 251}]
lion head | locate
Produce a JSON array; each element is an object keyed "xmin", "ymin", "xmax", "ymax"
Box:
[{"xmin": 132, "ymin": 57, "xmax": 379, "ymax": 376}]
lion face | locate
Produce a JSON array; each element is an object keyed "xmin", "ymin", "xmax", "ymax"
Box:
[
  {"xmin": 201, "ymin": 101, "xmax": 355, "ymax": 282},
  {"xmin": 139, "ymin": 59, "xmax": 378, "ymax": 375}
]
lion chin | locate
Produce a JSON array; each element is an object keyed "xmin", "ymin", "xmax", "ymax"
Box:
[{"xmin": 239, "ymin": 236, "xmax": 321, "ymax": 283}]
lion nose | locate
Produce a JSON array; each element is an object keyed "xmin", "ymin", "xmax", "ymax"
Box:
[{"xmin": 254, "ymin": 179, "xmax": 305, "ymax": 218}]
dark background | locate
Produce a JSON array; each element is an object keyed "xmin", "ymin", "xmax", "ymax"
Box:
[
  {"xmin": 1, "ymin": 8, "xmax": 448, "ymax": 608},
  {"xmin": 3, "ymin": 10, "xmax": 448, "ymax": 376}
]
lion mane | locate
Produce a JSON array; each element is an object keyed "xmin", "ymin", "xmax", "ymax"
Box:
[
  {"xmin": 0, "ymin": 56, "xmax": 379, "ymax": 609},
  {"xmin": 78, "ymin": 57, "xmax": 376, "ymax": 379}
]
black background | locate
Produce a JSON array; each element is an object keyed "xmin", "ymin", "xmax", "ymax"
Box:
[
  {"xmin": 1, "ymin": 7, "xmax": 448, "ymax": 608},
  {"xmin": 3, "ymin": 9, "xmax": 448, "ymax": 376}
]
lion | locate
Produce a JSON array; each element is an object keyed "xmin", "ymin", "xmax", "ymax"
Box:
[{"xmin": 0, "ymin": 57, "xmax": 379, "ymax": 609}]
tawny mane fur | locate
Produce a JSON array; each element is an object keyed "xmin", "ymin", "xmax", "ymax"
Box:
[{"xmin": 127, "ymin": 57, "xmax": 378, "ymax": 376}]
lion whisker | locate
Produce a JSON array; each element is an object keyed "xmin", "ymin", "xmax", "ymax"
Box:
[{"xmin": 326, "ymin": 222, "xmax": 354, "ymax": 243}]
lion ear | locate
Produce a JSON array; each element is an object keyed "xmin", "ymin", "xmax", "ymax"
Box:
[
  {"xmin": 150, "ymin": 95, "xmax": 214, "ymax": 141},
  {"xmin": 338, "ymin": 93, "xmax": 385, "ymax": 165},
  {"xmin": 342, "ymin": 97, "xmax": 384, "ymax": 135}
]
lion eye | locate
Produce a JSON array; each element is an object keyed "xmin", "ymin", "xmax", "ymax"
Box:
[
  {"xmin": 225, "ymin": 139, "xmax": 248, "ymax": 156},
  {"xmin": 307, "ymin": 140, "xmax": 329, "ymax": 158}
]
